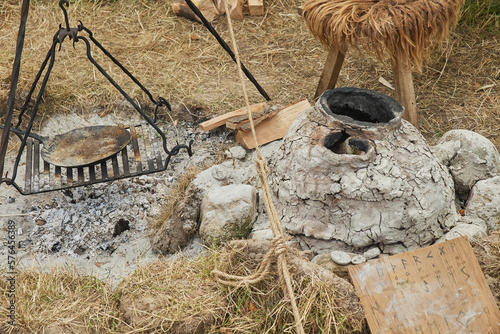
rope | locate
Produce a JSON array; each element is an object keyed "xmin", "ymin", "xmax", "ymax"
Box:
[{"xmin": 210, "ymin": 4, "xmax": 305, "ymax": 333}]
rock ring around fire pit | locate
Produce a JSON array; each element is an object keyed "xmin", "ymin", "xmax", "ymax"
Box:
[{"xmin": 269, "ymin": 87, "xmax": 456, "ymax": 254}]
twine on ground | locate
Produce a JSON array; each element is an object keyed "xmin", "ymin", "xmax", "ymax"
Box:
[{"xmin": 209, "ymin": 3, "xmax": 306, "ymax": 333}]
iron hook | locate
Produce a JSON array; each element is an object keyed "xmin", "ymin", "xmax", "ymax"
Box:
[{"xmin": 59, "ymin": 0, "xmax": 71, "ymax": 32}]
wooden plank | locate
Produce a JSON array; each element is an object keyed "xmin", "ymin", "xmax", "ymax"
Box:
[
  {"xmin": 199, "ymin": 102, "xmax": 266, "ymax": 131},
  {"xmin": 225, "ymin": 107, "xmax": 279, "ymax": 131},
  {"xmin": 235, "ymin": 98, "xmax": 311, "ymax": 149},
  {"xmin": 24, "ymin": 139, "xmax": 33, "ymax": 194},
  {"xmin": 393, "ymin": 58, "xmax": 418, "ymax": 127},
  {"xmin": 349, "ymin": 236, "xmax": 500, "ymax": 334},
  {"xmin": 227, "ymin": 0, "xmax": 243, "ymax": 20},
  {"xmin": 314, "ymin": 47, "xmax": 346, "ymax": 99},
  {"xmin": 248, "ymin": 0, "xmax": 264, "ymax": 16}
]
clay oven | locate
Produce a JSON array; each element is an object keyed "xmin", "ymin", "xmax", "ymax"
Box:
[{"xmin": 269, "ymin": 88, "xmax": 456, "ymax": 254}]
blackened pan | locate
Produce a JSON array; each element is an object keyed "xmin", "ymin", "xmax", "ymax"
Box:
[{"xmin": 1, "ymin": 125, "xmax": 131, "ymax": 167}]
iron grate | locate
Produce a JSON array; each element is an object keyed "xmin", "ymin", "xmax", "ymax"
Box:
[{"xmin": 19, "ymin": 121, "xmax": 174, "ymax": 195}]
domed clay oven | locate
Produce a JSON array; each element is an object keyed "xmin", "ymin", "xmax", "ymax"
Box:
[{"xmin": 268, "ymin": 88, "xmax": 456, "ymax": 254}]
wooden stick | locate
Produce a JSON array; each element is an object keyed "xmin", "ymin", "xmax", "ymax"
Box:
[
  {"xmin": 314, "ymin": 46, "xmax": 346, "ymax": 99},
  {"xmin": 393, "ymin": 58, "xmax": 418, "ymax": 127},
  {"xmin": 199, "ymin": 102, "xmax": 266, "ymax": 131}
]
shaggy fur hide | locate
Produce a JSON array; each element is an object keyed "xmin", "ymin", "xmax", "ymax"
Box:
[{"xmin": 303, "ymin": 0, "xmax": 464, "ymax": 70}]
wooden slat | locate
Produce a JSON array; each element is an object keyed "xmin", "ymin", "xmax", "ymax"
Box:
[
  {"xmin": 314, "ymin": 47, "xmax": 346, "ymax": 99},
  {"xmin": 199, "ymin": 102, "xmax": 267, "ymax": 131},
  {"xmin": 349, "ymin": 236, "xmax": 500, "ymax": 333},
  {"xmin": 33, "ymin": 140, "xmax": 40, "ymax": 192},
  {"xmin": 129, "ymin": 125, "xmax": 142, "ymax": 173},
  {"xmin": 235, "ymin": 98, "xmax": 311, "ymax": 149},
  {"xmin": 24, "ymin": 139, "xmax": 33, "ymax": 194}
]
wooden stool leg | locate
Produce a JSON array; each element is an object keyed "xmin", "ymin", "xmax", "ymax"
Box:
[
  {"xmin": 314, "ymin": 46, "xmax": 346, "ymax": 99},
  {"xmin": 393, "ymin": 59, "xmax": 418, "ymax": 127}
]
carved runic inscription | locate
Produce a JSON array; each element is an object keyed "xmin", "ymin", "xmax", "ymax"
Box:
[{"xmin": 349, "ymin": 236, "xmax": 500, "ymax": 334}]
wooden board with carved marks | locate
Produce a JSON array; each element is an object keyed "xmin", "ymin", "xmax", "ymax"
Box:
[{"xmin": 349, "ymin": 237, "xmax": 500, "ymax": 333}]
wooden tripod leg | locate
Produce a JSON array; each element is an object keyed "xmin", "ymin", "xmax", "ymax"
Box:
[
  {"xmin": 393, "ymin": 58, "xmax": 418, "ymax": 127},
  {"xmin": 314, "ymin": 47, "xmax": 346, "ymax": 99}
]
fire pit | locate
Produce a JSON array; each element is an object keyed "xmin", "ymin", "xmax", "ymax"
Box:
[{"xmin": 269, "ymin": 87, "xmax": 456, "ymax": 254}]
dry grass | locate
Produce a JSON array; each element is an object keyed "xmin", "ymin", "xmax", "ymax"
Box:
[
  {"xmin": 0, "ymin": 265, "xmax": 120, "ymax": 333},
  {"xmin": 1, "ymin": 0, "xmax": 498, "ymax": 149},
  {"xmin": 149, "ymin": 165, "xmax": 206, "ymax": 232},
  {"xmin": 116, "ymin": 255, "xmax": 227, "ymax": 333},
  {"xmin": 0, "ymin": 0, "xmax": 499, "ymax": 332},
  {"xmin": 473, "ymin": 231, "xmax": 500, "ymax": 307},
  {"xmin": 208, "ymin": 243, "xmax": 365, "ymax": 333}
]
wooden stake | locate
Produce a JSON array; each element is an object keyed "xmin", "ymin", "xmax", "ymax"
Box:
[
  {"xmin": 393, "ymin": 58, "xmax": 418, "ymax": 127},
  {"xmin": 314, "ymin": 47, "xmax": 346, "ymax": 99}
]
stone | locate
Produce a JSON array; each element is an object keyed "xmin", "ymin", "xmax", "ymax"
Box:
[
  {"xmin": 432, "ymin": 129, "xmax": 500, "ymax": 199},
  {"xmin": 363, "ymin": 247, "xmax": 381, "ymax": 260},
  {"xmin": 199, "ymin": 184, "xmax": 257, "ymax": 245},
  {"xmin": 248, "ymin": 229, "xmax": 274, "ymax": 240},
  {"xmin": 351, "ymin": 254, "xmax": 366, "ymax": 265},
  {"xmin": 436, "ymin": 222, "xmax": 487, "ymax": 243},
  {"xmin": 330, "ymin": 250, "xmax": 352, "ymax": 265},
  {"xmin": 465, "ymin": 176, "xmax": 500, "ymax": 232},
  {"xmin": 226, "ymin": 145, "xmax": 247, "ymax": 160},
  {"xmin": 312, "ymin": 253, "xmax": 350, "ymax": 277},
  {"xmin": 269, "ymin": 88, "xmax": 456, "ymax": 254}
]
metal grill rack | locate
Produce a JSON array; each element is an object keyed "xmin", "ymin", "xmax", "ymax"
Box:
[
  {"xmin": 14, "ymin": 122, "xmax": 178, "ymax": 195},
  {"xmin": 1, "ymin": 0, "xmax": 193, "ymax": 195}
]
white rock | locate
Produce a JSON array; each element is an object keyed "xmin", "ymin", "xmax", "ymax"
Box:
[
  {"xmin": 249, "ymin": 229, "xmax": 274, "ymax": 240},
  {"xmin": 436, "ymin": 222, "xmax": 487, "ymax": 243},
  {"xmin": 226, "ymin": 146, "xmax": 247, "ymax": 160},
  {"xmin": 465, "ymin": 176, "xmax": 500, "ymax": 232},
  {"xmin": 432, "ymin": 130, "xmax": 500, "ymax": 198},
  {"xmin": 351, "ymin": 255, "xmax": 366, "ymax": 265},
  {"xmin": 363, "ymin": 247, "xmax": 381, "ymax": 260},
  {"xmin": 199, "ymin": 184, "xmax": 257, "ymax": 244},
  {"xmin": 330, "ymin": 250, "xmax": 352, "ymax": 265}
]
